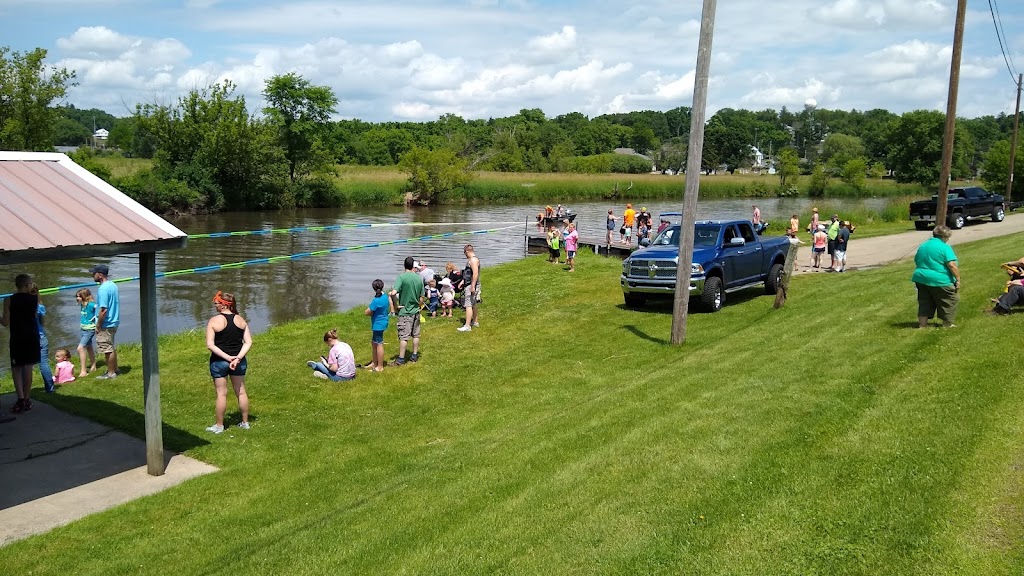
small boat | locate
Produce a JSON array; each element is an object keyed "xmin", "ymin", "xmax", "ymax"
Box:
[{"xmin": 536, "ymin": 212, "xmax": 577, "ymax": 226}]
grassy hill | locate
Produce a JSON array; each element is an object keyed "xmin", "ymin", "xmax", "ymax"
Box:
[{"xmin": 4, "ymin": 234, "xmax": 1022, "ymax": 575}]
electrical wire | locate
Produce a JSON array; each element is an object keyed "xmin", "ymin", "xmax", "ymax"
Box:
[{"xmin": 989, "ymin": 0, "xmax": 1019, "ymax": 85}]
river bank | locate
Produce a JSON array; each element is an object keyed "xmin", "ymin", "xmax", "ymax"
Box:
[
  {"xmin": 3, "ymin": 233, "xmax": 1023, "ymax": 574},
  {"xmin": 96, "ymin": 157, "xmax": 932, "ymax": 209}
]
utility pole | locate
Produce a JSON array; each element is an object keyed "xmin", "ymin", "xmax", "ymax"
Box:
[
  {"xmin": 671, "ymin": 0, "xmax": 717, "ymax": 345},
  {"xmin": 1008, "ymin": 73, "xmax": 1022, "ymax": 203},
  {"xmin": 936, "ymin": 0, "xmax": 967, "ymax": 225}
]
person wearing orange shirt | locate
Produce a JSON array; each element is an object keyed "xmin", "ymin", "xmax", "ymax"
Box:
[{"xmin": 622, "ymin": 203, "xmax": 637, "ymax": 244}]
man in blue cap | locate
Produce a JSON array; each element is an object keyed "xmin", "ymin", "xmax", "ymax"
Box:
[{"xmin": 90, "ymin": 264, "xmax": 120, "ymax": 379}]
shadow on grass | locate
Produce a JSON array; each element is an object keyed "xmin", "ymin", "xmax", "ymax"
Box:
[{"xmin": 623, "ymin": 324, "xmax": 668, "ymax": 345}]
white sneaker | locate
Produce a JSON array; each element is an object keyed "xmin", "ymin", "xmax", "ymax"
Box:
[
  {"xmin": 205, "ymin": 424, "xmax": 224, "ymax": 434},
  {"xmin": 457, "ymin": 325, "xmax": 472, "ymax": 332},
  {"xmin": 472, "ymin": 322, "xmax": 480, "ymax": 327},
  {"xmin": 312, "ymin": 372, "xmax": 328, "ymax": 379},
  {"xmin": 237, "ymin": 421, "xmax": 250, "ymax": 430}
]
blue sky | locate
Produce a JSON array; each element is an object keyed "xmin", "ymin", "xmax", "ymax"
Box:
[{"xmin": 1, "ymin": 0, "xmax": 1022, "ymax": 122}]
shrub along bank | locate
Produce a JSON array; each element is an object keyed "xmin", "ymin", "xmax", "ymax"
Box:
[
  {"xmin": 3, "ymin": 235, "xmax": 1024, "ymax": 574},
  {"xmin": 94, "ymin": 156, "xmax": 932, "ymax": 213}
]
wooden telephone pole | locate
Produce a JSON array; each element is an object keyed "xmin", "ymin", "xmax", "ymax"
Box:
[
  {"xmin": 670, "ymin": 0, "xmax": 717, "ymax": 345},
  {"xmin": 1008, "ymin": 74, "xmax": 1022, "ymax": 203},
  {"xmin": 936, "ymin": 0, "xmax": 967, "ymax": 225}
]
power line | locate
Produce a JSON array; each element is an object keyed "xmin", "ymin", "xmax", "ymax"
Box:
[
  {"xmin": 988, "ymin": 0, "xmax": 1019, "ymax": 84},
  {"xmin": 992, "ymin": 0, "xmax": 1017, "ymax": 74}
]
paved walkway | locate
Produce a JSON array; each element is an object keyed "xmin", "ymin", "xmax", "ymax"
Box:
[
  {"xmin": 0, "ymin": 393, "xmax": 217, "ymax": 547},
  {"xmin": 793, "ymin": 213, "xmax": 1024, "ymax": 275}
]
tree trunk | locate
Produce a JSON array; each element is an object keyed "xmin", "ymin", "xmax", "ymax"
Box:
[{"xmin": 774, "ymin": 240, "xmax": 799, "ymax": 308}]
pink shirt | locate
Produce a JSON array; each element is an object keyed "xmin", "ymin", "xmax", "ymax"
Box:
[
  {"xmin": 328, "ymin": 342, "xmax": 356, "ymax": 379},
  {"xmin": 55, "ymin": 360, "xmax": 76, "ymax": 384},
  {"xmin": 565, "ymin": 230, "xmax": 579, "ymax": 252}
]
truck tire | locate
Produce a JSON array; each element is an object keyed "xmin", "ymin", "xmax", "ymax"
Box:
[
  {"xmin": 948, "ymin": 212, "xmax": 965, "ymax": 229},
  {"xmin": 764, "ymin": 262, "xmax": 783, "ymax": 295},
  {"xmin": 914, "ymin": 221, "xmax": 930, "ymax": 230},
  {"xmin": 701, "ymin": 276, "xmax": 724, "ymax": 312},
  {"xmin": 623, "ymin": 293, "xmax": 646, "ymax": 308},
  {"xmin": 993, "ymin": 205, "xmax": 1005, "ymax": 222}
]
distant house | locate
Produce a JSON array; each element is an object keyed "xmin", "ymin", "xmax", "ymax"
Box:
[
  {"xmin": 93, "ymin": 128, "xmax": 109, "ymax": 149},
  {"xmin": 613, "ymin": 147, "xmax": 654, "ymax": 162}
]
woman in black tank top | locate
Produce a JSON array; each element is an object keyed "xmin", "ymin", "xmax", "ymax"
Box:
[{"xmin": 204, "ymin": 291, "xmax": 253, "ymax": 434}]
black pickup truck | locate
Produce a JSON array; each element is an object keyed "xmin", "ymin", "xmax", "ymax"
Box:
[{"xmin": 908, "ymin": 187, "xmax": 1005, "ymax": 230}]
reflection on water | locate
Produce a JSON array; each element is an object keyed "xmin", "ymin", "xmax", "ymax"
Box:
[{"xmin": 0, "ymin": 196, "xmax": 871, "ymax": 362}]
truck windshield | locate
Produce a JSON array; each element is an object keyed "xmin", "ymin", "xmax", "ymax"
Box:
[{"xmin": 651, "ymin": 224, "xmax": 721, "ymax": 247}]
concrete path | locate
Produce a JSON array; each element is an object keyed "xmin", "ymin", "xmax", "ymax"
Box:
[
  {"xmin": 0, "ymin": 392, "xmax": 217, "ymax": 547},
  {"xmin": 793, "ymin": 212, "xmax": 1024, "ymax": 275}
]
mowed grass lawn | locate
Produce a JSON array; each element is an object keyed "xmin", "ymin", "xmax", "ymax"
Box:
[{"xmin": 4, "ymin": 236, "xmax": 1024, "ymax": 575}]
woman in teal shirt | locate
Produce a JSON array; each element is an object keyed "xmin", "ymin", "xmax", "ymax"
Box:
[{"xmin": 911, "ymin": 225, "xmax": 960, "ymax": 328}]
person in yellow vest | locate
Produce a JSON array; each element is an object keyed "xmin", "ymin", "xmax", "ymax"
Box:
[{"xmin": 826, "ymin": 214, "xmax": 841, "ymax": 270}]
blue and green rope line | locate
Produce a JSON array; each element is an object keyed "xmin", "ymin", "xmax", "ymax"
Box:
[
  {"xmin": 5, "ymin": 223, "xmax": 520, "ymax": 298},
  {"xmin": 186, "ymin": 221, "xmax": 524, "ymax": 240}
]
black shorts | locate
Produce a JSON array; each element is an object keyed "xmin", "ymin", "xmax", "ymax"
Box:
[
  {"xmin": 549, "ymin": 247, "xmax": 560, "ymax": 258},
  {"xmin": 827, "ymin": 239, "xmax": 835, "ymax": 255}
]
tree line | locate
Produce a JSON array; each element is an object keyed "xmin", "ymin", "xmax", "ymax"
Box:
[{"xmin": 3, "ymin": 45, "xmax": 1023, "ymax": 213}]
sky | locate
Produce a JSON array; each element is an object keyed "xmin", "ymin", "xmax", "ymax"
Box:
[{"xmin": 1, "ymin": 0, "xmax": 1022, "ymax": 122}]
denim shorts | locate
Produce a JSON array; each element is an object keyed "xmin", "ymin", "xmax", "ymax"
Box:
[
  {"xmin": 79, "ymin": 329, "xmax": 96, "ymax": 348},
  {"xmin": 210, "ymin": 357, "xmax": 248, "ymax": 378},
  {"xmin": 372, "ymin": 330, "xmax": 384, "ymax": 344}
]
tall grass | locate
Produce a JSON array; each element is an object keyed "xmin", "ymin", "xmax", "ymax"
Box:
[{"xmin": 94, "ymin": 158, "xmax": 933, "ymax": 207}]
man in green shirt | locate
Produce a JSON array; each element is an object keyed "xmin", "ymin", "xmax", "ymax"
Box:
[
  {"xmin": 826, "ymin": 214, "xmax": 841, "ymax": 270},
  {"xmin": 390, "ymin": 256, "xmax": 424, "ymax": 365}
]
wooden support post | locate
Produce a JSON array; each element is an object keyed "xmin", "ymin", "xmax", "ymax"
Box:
[
  {"xmin": 1008, "ymin": 74, "xmax": 1022, "ymax": 203},
  {"xmin": 671, "ymin": 0, "xmax": 717, "ymax": 345},
  {"xmin": 936, "ymin": 0, "xmax": 967, "ymax": 225},
  {"xmin": 139, "ymin": 251, "xmax": 165, "ymax": 476},
  {"xmin": 774, "ymin": 240, "xmax": 800, "ymax": 308}
]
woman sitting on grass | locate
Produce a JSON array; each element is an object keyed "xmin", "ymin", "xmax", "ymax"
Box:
[
  {"xmin": 205, "ymin": 291, "xmax": 252, "ymax": 434},
  {"xmin": 307, "ymin": 328, "xmax": 356, "ymax": 381}
]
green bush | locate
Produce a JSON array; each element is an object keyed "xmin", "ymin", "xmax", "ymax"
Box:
[{"xmin": 114, "ymin": 170, "xmax": 204, "ymax": 214}]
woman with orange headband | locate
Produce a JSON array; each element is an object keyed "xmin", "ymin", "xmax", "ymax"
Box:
[{"xmin": 205, "ymin": 291, "xmax": 252, "ymax": 434}]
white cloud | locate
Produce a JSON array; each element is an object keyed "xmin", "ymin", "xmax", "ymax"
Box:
[
  {"xmin": 29, "ymin": 0, "xmax": 1021, "ymax": 121},
  {"xmin": 740, "ymin": 78, "xmax": 841, "ymax": 108}
]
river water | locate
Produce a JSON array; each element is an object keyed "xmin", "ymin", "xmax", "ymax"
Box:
[{"xmin": 0, "ymin": 196, "xmax": 866, "ymax": 361}]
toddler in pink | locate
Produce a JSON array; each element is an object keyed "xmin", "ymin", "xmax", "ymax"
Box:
[{"xmin": 53, "ymin": 348, "xmax": 76, "ymax": 385}]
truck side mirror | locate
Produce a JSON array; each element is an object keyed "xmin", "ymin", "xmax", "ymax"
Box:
[{"xmin": 728, "ymin": 237, "xmax": 746, "ymax": 247}]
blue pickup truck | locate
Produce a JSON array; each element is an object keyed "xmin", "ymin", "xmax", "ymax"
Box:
[{"xmin": 620, "ymin": 219, "xmax": 791, "ymax": 312}]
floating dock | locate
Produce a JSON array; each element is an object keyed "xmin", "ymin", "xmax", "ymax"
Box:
[{"xmin": 525, "ymin": 234, "xmax": 636, "ymax": 258}]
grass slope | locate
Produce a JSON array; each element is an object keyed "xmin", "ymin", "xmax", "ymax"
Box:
[{"xmin": 3, "ymin": 237, "xmax": 1024, "ymax": 575}]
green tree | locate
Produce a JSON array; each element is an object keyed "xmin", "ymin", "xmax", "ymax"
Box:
[
  {"xmin": 138, "ymin": 81, "xmax": 286, "ymax": 210},
  {"xmin": 820, "ymin": 133, "xmax": 865, "ymax": 175},
  {"xmin": 0, "ymin": 46, "xmax": 76, "ymax": 151},
  {"xmin": 776, "ymin": 147, "xmax": 801, "ymax": 188},
  {"xmin": 53, "ymin": 116, "xmax": 91, "ymax": 146},
  {"xmin": 808, "ymin": 164, "xmax": 831, "ymax": 197},
  {"xmin": 884, "ymin": 110, "xmax": 973, "ymax": 186},
  {"xmin": 399, "ymin": 146, "xmax": 473, "ymax": 204},
  {"xmin": 981, "ymin": 139, "xmax": 1024, "ymax": 199},
  {"xmin": 263, "ymin": 72, "xmax": 338, "ymax": 182},
  {"xmin": 841, "ymin": 158, "xmax": 868, "ymax": 192}
]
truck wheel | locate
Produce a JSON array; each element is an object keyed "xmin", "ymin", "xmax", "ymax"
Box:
[
  {"xmin": 701, "ymin": 277, "xmax": 724, "ymax": 312},
  {"xmin": 764, "ymin": 263, "xmax": 784, "ymax": 295},
  {"xmin": 992, "ymin": 206, "xmax": 1005, "ymax": 222},
  {"xmin": 623, "ymin": 293, "xmax": 646, "ymax": 308},
  {"xmin": 914, "ymin": 221, "xmax": 930, "ymax": 230},
  {"xmin": 948, "ymin": 212, "xmax": 965, "ymax": 229}
]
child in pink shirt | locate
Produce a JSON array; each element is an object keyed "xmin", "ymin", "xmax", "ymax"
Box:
[
  {"xmin": 53, "ymin": 348, "xmax": 76, "ymax": 385},
  {"xmin": 564, "ymin": 223, "xmax": 580, "ymax": 272}
]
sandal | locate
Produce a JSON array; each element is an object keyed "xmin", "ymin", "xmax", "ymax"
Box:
[{"xmin": 11, "ymin": 399, "xmax": 25, "ymax": 414}]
